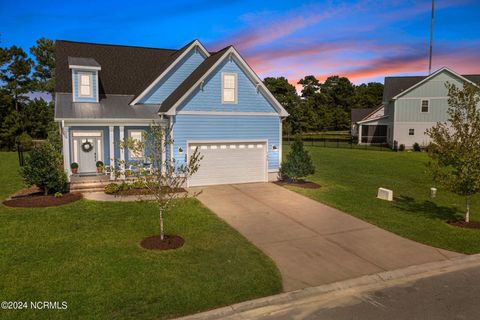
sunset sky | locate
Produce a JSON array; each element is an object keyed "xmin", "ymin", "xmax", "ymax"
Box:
[{"xmin": 2, "ymin": 0, "xmax": 479, "ymax": 85}]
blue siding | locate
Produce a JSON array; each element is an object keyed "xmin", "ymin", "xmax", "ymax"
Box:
[
  {"xmin": 141, "ymin": 50, "xmax": 206, "ymax": 104},
  {"xmin": 177, "ymin": 58, "xmax": 277, "ymax": 113},
  {"xmin": 69, "ymin": 126, "xmax": 110, "ymax": 165},
  {"xmin": 72, "ymin": 70, "xmax": 98, "ymax": 103},
  {"xmin": 172, "ymin": 115, "xmax": 280, "ymax": 170}
]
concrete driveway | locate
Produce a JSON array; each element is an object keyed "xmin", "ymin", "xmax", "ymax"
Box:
[{"xmin": 192, "ymin": 183, "xmax": 462, "ymax": 292}]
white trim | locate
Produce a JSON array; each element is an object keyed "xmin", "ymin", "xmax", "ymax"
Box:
[
  {"xmin": 119, "ymin": 126, "xmax": 125, "ymax": 179},
  {"xmin": 176, "ymin": 111, "xmax": 278, "ymax": 116},
  {"xmin": 357, "ymin": 115, "xmax": 389, "ymax": 124},
  {"xmin": 420, "ymin": 99, "xmax": 430, "ymax": 113},
  {"xmin": 72, "ymin": 131, "xmax": 102, "ymax": 137},
  {"xmin": 169, "ymin": 117, "xmax": 174, "ymax": 164},
  {"xmin": 69, "ymin": 65, "xmax": 101, "ymax": 71},
  {"xmin": 392, "ymin": 67, "xmax": 479, "ymax": 100},
  {"xmin": 279, "ymin": 119, "xmax": 283, "ymax": 169},
  {"xmin": 59, "ymin": 120, "xmax": 156, "ymax": 126},
  {"xmin": 97, "ymin": 138, "xmax": 102, "ymax": 162},
  {"xmin": 62, "ymin": 123, "xmax": 71, "ymax": 179},
  {"xmin": 164, "ymin": 46, "xmax": 289, "ymax": 117},
  {"xmin": 187, "ymin": 139, "xmax": 268, "ymax": 144},
  {"xmin": 221, "ymin": 72, "xmax": 238, "ymax": 104},
  {"xmin": 78, "ymin": 72, "xmax": 94, "ymax": 98},
  {"xmin": 109, "ymin": 126, "xmax": 115, "ymax": 180},
  {"xmin": 396, "ymin": 96, "xmax": 449, "ymax": 100},
  {"xmin": 130, "ymin": 40, "xmax": 210, "ymax": 105}
]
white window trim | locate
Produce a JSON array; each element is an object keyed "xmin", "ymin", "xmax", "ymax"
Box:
[
  {"xmin": 420, "ymin": 99, "xmax": 430, "ymax": 113},
  {"xmin": 128, "ymin": 130, "xmax": 145, "ymax": 160},
  {"xmin": 221, "ymin": 72, "xmax": 238, "ymax": 104},
  {"xmin": 78, "ymin": 72, "xmax": 93, "ymax": 98}
]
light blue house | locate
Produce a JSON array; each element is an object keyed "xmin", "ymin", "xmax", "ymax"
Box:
[{"xmin": 54, "ymin": 40, "xmax": 288, "ymax": 186}]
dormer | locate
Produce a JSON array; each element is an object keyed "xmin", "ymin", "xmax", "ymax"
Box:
[{"xmin": 68, "ymin": 57, "xmax": 101, "ymax": 103}]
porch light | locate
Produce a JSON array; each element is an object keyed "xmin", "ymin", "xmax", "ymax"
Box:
[
  {"xmin": 272, "ymin": 145, "xmax": 278, "ymax": 152},
  {"xmin": 178, "ymin": 147, "xmax": 184, "ymax": 155}
]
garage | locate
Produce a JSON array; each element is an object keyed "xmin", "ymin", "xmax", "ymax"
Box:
[{"xmin": 187, "ymin": 141, "xmax": 267, "ymax": 187}]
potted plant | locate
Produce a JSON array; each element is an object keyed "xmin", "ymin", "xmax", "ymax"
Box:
[
  {"xmin": 71, "ymin": 162, "xmax": 79, "ymax": 174},
  {"xmin": 96, "ymin": 161, "xmax": 104, "ymax": 173}
]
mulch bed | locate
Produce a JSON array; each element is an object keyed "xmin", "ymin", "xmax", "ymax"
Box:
[
  {"xmin": 448, "ymin": 220, "xmax": 480, "ymax": 230},
  {"xmin": 274, "ymin": 180, "xmax": 321, "ymax": 189},
  {"xmin": 140, "ymin": 235, "xmax": 185, "ymax": 251},
  {"xmin": 3, "ymin": 192, "xmax": 82, "ymax": 208},
  {"xmin": 114, "ymin": 187, "xmax": 186, "ymax": 196}
]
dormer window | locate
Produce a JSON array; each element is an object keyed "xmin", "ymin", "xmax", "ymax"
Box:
[
  {"xmin": 222, "ymin": 73, "xmax": 237, "ymax": 103},
  {"xmin": 79, "ymin": 73, "xmax": 92, "ymax": 97}
]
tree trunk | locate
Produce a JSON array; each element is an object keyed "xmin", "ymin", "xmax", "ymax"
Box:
[
  {"xmin": 44, "ymin": 187, "xmax": 48, "ymax": 196},
  {"xmin": 466, "ymin": 196, "xmax": 471, "ymax": 223},
  {"xmin": 159, "ymin": 207, "xmax": 164, "ymax": 240}
]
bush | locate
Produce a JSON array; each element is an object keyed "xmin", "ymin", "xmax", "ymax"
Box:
[
  {"xmin": 71, "ymin": 162, "xmax": 79, "ymax": 169},
  {"xmin": 131, "ymin": 180, "xmax": 146, "ymax": 189},
  {"xmin": 118, "ymin": 182, "xmax": 130, "ymax": 192},
  {"xmin": 54, "ymin": 192, "xmax": 63, "ymax": 198},
  {"xmin": 20, "ymin": 142, "xmax": 67, "ymax": 195},
  {"xmin": 16, "ymin": 132, "xmax": 33, "ymax": 151},
  {"xmin": 279, "ymin": 136, "xmax": 315, "ymax": 182},
  {"xmin": 96, "ymin": 161, "xmax": 104, "ymax": 168},
  {"xmin": 399, "ymin": 144, "xmax": 405, "ymax": 151},
  {"xmin": 413, "ymin": 142, "xmax": 421, "ymax": 152},
  {"xmin": 47, "ymin": 123, "xmax": 62, "ymax": 153},
  {"xmin": 104, "ymin": 183, "xmax": 120, "ymax": 194}
]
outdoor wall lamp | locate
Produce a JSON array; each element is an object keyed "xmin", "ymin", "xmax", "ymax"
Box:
[
  {"xmin": 178, "ymin": 147, "xmax": 184, "ymax": 155},
  {"xmin": 272, "ymin": 145, "xmax": 278, "ymax": 152}
]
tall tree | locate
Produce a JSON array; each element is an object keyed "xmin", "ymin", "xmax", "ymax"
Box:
[
  {"xmin": 426, "ymin": 82, "xmax": 480, "ymax": 222},
  {"xmin": 354, "ymin": 82, "xmax": 384, "ymax": 109},
  {"xmin": 298, "ymin": 75, "xmax": 321, "ymax": 99},
  {"xmin": 0, "ymin": 46, "xmax": 32, "ymax": 111},
  {"xmin": 321, "ymin": 76, "xmax": 355, "ymax": 112},
  {"xmin": 30, "ymin": 38, "xmax": 55, "ymax": 96}
]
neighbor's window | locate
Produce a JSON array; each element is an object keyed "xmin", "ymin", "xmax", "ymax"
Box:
[
  {"xmin": 421, "ymin": 100, "xmax": 429, "ymax": 113},
  {"xmin": 79, "ymin": 73, "xmax": 92, "ymax": 97},
  {"xmin": 129, "ymin": 130, "xmax": 144, "ymax": 159},
  {"xmin": 222, "ymin": 73, "xmax": 237, "ymax": 103},
  {"xmin": 409, "ymin": 129, "xmax": 415, "ymax": 136}
]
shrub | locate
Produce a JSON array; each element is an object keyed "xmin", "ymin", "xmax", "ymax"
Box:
[
  {"xmin": 131, "ymin": 180, "xmax": 146, "ymax": 189},
  {"xmin": 54, "ymin": 192, "xmax": 63, "ymax": 198},
  {"xmin": 104, "ymin": 183, "xmax": 120, "ymax": 194},
  {"xmin": 16, "ymin": 132, "xmax": 33, "ymax": 151},
  {"xmin": 118, "ymin": 182, "xmax": 130, "ymax": 192},
  {"xmin": 399, "ymin": 144, "xmax": 405, "ymax": 151},
  {"xmin": 413, "ymin": 142, "xmax": 421, "ymax": 152},
  {"xmin": 280, "ymin": 136, "xmax": 315, "ymax": 182},
  {"xmin": 96, "ymin": 161, "xmax": 104, "ymax": 168},
  {"xmin": 47, "ymin": 123, "xmax": 62, "ymax": 153},
  {"xmin": 20, "ymin": 142, "xmax": 67, "ymax": 195},
  {"xmin": 70, "ymin": 162, "xmax": 79, "ymax": 169}
]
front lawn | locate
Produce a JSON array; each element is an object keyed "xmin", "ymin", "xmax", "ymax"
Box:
[
  {"xmin": 0, "ymin": 152, "xmax": 281, "ymax": 319},
  {"xmin": 282, "ymin": 146, "xmax": 480, "ymax": 254}
]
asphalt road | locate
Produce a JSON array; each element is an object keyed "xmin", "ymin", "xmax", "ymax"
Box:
[{"xmin": 248, "ymin": 266, "xmax": 480, "ymax": 320}]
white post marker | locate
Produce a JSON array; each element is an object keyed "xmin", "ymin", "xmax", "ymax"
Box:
[{"xmin": 377, "ymin": 187, "xmax": 393, "ymax": 201}]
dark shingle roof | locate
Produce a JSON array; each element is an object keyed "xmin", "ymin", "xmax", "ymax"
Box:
[
  {"xmin": 383, "ymin": 74, "xmax": 480, "ymax": 102},
  {"xmin": 67, "ymin": 57, "xmax": 101, "ymax": 68},
  {"xmin": 159, "ymin": 46, "xmax": 231, "ymax": 113},
  {"xmin": 56, "ymin": 40, "xmax": 179, "ymax": 96},
  {"xmin": 351, "ymin": 108, "xmax": 375, "ymax": 124}
]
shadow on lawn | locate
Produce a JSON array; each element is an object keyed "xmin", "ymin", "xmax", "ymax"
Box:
[{"xmin": 394, "ymin": 196, "xmax": 461, "ymax": 221}]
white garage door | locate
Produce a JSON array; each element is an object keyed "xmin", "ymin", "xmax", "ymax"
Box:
[{"xmin": 188, "ymin": 142, "xmax": 267, "ymax": 187}]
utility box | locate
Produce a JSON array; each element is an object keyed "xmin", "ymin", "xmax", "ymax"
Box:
[{"xmin": 377, "ymin": 188, "xmax": 393, "ymax": 201}]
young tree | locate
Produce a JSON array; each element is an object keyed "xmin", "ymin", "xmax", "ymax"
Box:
[
  {"xmin": 426, "ymin": 82, "xmax": 480, "ymax": 222},
  {"xmin": 280, "ymin": 136, "xmax": 315, "ymax": 182},
  {"xmin": 119, "ymin": 122, "xmax": 202, "ymax": 241},
  {"xmin": 20, "ymin": 142, "xmax": 67, "ymax": 195}
]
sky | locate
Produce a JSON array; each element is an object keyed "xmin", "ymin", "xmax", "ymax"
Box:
[{"xmin": 1, "ymin": 0, "xmax": 479, "ymax": 86}]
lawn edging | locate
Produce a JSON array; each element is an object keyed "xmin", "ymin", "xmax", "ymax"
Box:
[{"xmin": 175, "ymin": 253, "xmax": 480, "ymax": 320}]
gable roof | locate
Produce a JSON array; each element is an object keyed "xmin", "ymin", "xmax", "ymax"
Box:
[
  {"xmin": 351, "ymin": 108, "xmax": 375, "ymax": 124},
  {"xmin": 159, "ymin": 46, "xmax": 289, "ymax": 117},
  {"xmin": 383, "ymin": 67, "xmax": 480, "ymax": 102},
  {"xmin": 67, "ymin": 57, "xmax": 101, "ymax": 69},
  {"xmin": 56, "ymin": 40, "xmax": 177, "ymax": 96}
]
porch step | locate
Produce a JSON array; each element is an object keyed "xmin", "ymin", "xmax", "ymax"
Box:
[{"xmin": 69, "ymin": 182, "xmax": 111, "ymax": 193}]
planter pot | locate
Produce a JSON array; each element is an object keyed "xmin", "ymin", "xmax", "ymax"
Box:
[
  {"xmin": 72, "ymin": 168, "xmax": 78, "ymax": 174},
  {"xmin": 96, "ymin": 167, "xmax": 104, "ymax": 173}
]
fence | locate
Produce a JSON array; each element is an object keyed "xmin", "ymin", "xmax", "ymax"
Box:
[{"xmin": 283, "ymin": 134, "xmax": 392, "ymax": 151}]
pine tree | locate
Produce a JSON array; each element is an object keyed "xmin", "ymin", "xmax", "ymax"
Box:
[{"xmin": 280, "ymin": 136, "xmax": 315, "ymax": 182}]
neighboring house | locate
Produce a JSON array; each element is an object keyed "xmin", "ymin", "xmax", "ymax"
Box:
[
  {"xmin": 355, "ymin": 67, "xmax": 480, "ymax": 149},
  {"xmin": 54, "ymin": 40, "xmax": 288, "ymax": 187},
  {"xmin": 351, "ymin": 106, "xmax": 388, "ymax": 144}
]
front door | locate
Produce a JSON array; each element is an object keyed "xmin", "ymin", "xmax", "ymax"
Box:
[{"xmin": 78, "ymin": 138, "xmax": 97, "ymax": 173}]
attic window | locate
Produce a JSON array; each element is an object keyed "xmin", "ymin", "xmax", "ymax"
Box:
[
  {"xmin": 222, "ymin": 73, "xmax": 237, "ymax": 103},
  {"xmin": 421, "ymin": 100, "xmax": 429, "ymax": 113},
  {"xmin": 79, "ymin": 73, "xmax": 92, "ymax": 97}
]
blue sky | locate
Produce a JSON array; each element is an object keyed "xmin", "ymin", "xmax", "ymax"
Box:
[{"xmin": 1, "ymin": 0, "xmax": 479, "ymax": 85}]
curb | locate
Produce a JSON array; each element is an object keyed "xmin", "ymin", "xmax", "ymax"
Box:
[{"xmin": 175, "ymin": 254, "xmax": 480, "ymax": 320}]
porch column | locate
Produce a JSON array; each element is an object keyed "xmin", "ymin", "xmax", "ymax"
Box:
[
  {"xmin": 62, "ymin": 124, "xmax": 71, "ymax": 181},
  {"xmin": 358, "ymin": 124, "xmax": 363, "ymax": 144},
  {"xmin": 109, "ymin": 126, "xmax": 115, "ymax": 180},
  {"xmin": 159, "ymin": 118, "xmax": 169, "ymax": 174},
  {"xmin": 119, "ymin": 125, "xmax": 125, "ymax": 179}
]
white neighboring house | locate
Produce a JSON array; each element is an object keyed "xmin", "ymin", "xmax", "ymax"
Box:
[
  {"xmin": 351, "ymin": 106, "xmax": 388, "ymax": 144},
  {"xmin": 353, "ymin": 67, "xmax": 480, "ymax": 149}
]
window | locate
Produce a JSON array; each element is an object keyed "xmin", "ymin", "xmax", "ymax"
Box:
[
  {"xmin": 79, "ymin": 73, "xmax": 92, "ymax": 97},
  {"xmin": 128, "ymin": 130, "xmax": 144, "ymax": 160},
  {"xmin": 222, "ymin": 73, "xmax": 237, "ymax": 103},
  {"xmin": 421, "ymin": 100, "xmax": 429, "ymax": 112},
  {"xmin": 409, "ymin": 129, "xmax": 415, "ymax": 136}
]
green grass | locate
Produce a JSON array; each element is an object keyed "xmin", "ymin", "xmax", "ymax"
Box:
[
  {"xmin": 282, "ymin": 146, "xmax": 480, "ymax": 254},
  {"xmin": 0, "ymin": 152, "xmax": 281, "ymax": 319}
]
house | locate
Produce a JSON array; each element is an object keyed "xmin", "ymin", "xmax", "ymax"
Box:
[
  {"xmin": 354, "ymin": 67, "xmax": 480, "ymax": 149},
  {"xmin": 54, "ymin": 40, "xmax": 288, "ymax": 187},
  {"xmin": 351, "ymin": 106, "xmax": 388, "ymax": 144}
]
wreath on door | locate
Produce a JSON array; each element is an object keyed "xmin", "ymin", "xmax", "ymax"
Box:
[{"xmin": 81, "ymin": 141, "xmax": 93, "ymax": 153}]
